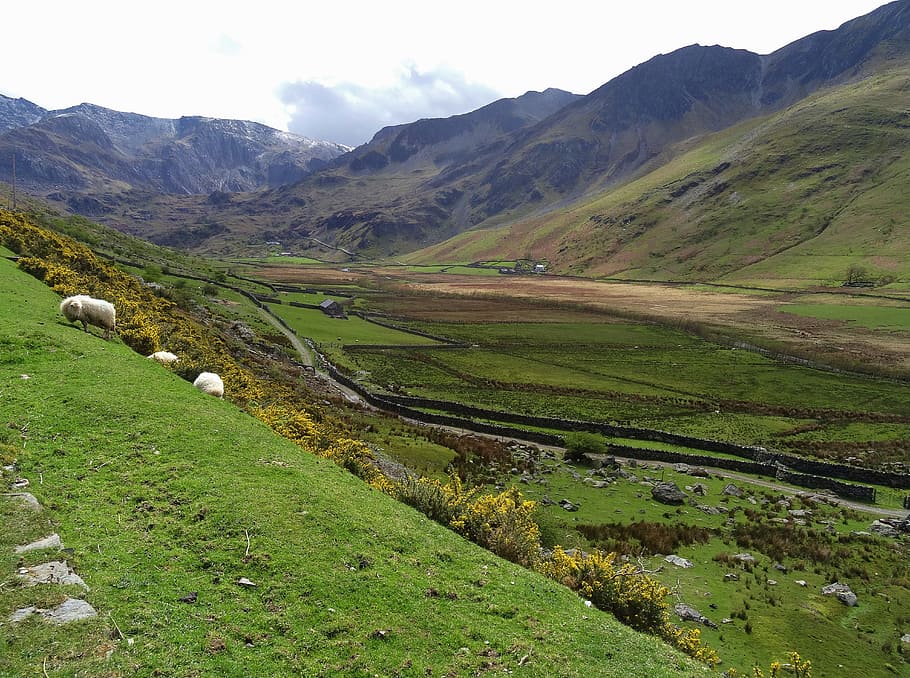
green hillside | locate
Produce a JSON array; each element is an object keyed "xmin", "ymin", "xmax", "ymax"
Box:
[
  {"xmin": 408, "ymin": 65, "xmax": 910, "ymax": 289},
  {"xmin": 0, "ymin": 237, "xmax": 708, "ymax": 674}
]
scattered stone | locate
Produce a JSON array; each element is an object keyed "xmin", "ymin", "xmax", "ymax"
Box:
[
  {"xmin": 15, "ymin": 533, "xmax": 63, "ymax": 554},
  {"xmin": 673, "ymin": 463, "xmax": 690, "ymax": 473},
  {"xmin": 651, "ymin": 481, "xmax": 687, "ymax": 505},
  {"xmin": 691, "ymin": 483, "xmax": 708, "ymax": 497},
  {"xmin": 698, "ymin": 504, "xmax": 721, "ymax": 515},
  {"xmin": 178, "ymin": 591, "xmax": 198, "ymax": 603},
  {"xmin": 18, "ymin": 561, "xmax": 88, "ymax": 590},
  {"xmin": 688, "ymin": 467, "xmax": 711, "ymax": 478},
  {"xmin": 3, "ymin": 492, "xmax": 42, "ymax": 510},
  {"xmin": 901, "ymin": 634, "xmax": 910, "ymax": 645},
  {"xmin": 12, "ymin": 477, "xmax": 29, "ymax": 488},
  {"xmin": 722, "ymin": 483, "xmax": 743, "ymax": 498},
  {"xmin": 8, "ymin": 598, "xmax": 96, "ymax": 625},
  {"xmin": 540, "ymin": 495, "xmax": 555, "ymax": 506},
  {"xmin": 822, "ymin": 582, "xmax": 857, "ymax": 607},
  {"xmin": 559, "ymin": 499, "xmax": 579, "ymax": 512},
  {"xmin": 733, "ymin": 553, "xmax": 756, "ymax": 565},
  {"xmin": 773, "ymin": 562, "xmax": 789, "ymax": 573},
  {"xmin": 44, "ymin": 598, "xmax": 97, "ymax": 624},
  {"xmin": 768, "ymin": 580, "xmax": 778, "ymax": 586},
  {"xmin": 796, "ymin": 580, "xmax": 807, "ymax": 587},
  {"xmin": 9, "ymin": 606, "xmax": 37, "ymax": 623},
  {"xmin": 724, "ymin": 573, "xmax": 740, "ymax": 582},
  {"xmin": 722, "ymin": 618, "xmax": 734, "ymax": 624},
  {"xmin": 236, "ymin": 577, "xmax": 257, "ymax": 587},
  {"xmin": 665, "ymin": 555, "xmax": 694, "ymax": 568},
  {"xmin": 674, "ymin": 603, "xmax": 717, "ymax": 629},
  {"xmin": 788, "ymin": 509, "xmax": 811, "ymax": 519},
  {"xmin": 870, "ymin": 520, "xmax": 901, "ymax": 538}
]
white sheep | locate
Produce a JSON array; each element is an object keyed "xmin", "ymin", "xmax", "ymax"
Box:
[
  {"xmin": 59, "ymin": 295, "xmax": 117, "ymax": 340},
  {"xmin": 148, "ymin": 351, "xmax": 179, "ymax": 365},
  {"xmin": 193, "ymin": 371, "xmax": 224, "ymax": 398}
]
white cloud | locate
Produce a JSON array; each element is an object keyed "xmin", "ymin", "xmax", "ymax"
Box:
[{"xmin": 280, "ymin": 65, "xmax": 500, "ymax": 146}]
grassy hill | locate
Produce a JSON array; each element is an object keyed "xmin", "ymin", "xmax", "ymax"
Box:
[
  {"xmin": 408, "ymin": 65, "xmax": 910, "ymax": 289},
  {"xmin": 0, "ymin": 236, "xmax": 708, "ymax": 675}
]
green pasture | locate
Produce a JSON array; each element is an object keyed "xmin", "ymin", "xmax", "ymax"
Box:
[
  {"xmin": 341, "ymin": 319, "xmax": 910, "ymax": 458},
  {"xmin": 515, "ymin": 456, "xmax": 910, "ymax": 677},
  {"xmin": 780, "ymin": 302, "xmax": 910, "ymax": 330},
  {"xmin": 267, "ymin": 303, "xmax": 442, "ymax": 347}
]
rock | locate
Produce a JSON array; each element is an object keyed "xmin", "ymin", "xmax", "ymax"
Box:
[
  {"xmin": 236, "ymin": 577, "xmax": 257, "ymax": 587},
  {"xmin": 822, "ymin": 582, "xmax": 857, "ymax": 606},
  {"xmin": 724, "ymin": 573, "xmax": 740, "ymax": 582},
  {"xmin": 673, "ymin": 464, "xmax": 690, "ymax": 473},
  {"xmin": 44, "ymin": 598, "xmax": 97, "ymax": 624},
  {"xmin": 688, "ymin": 467, "xmax": 711, "ymax": 478},
  {"xmin": 691, "ymin": 483, "xmax": 708, "ymax": 496},
  {"xmin": 788, "ymin": 509, "xmax": 811, "ymax": 519},
  {"xmin": 665, "ymin": 555, "xmax": 694, "ymax": 568},
  {"xmin": 722, "ymin": 483, "xmax": 744, "ymax": 498},
  {"xmin": 698, "ymin": 504, "xmax": 721, "ymax": 515},
  {"xmin": 674, "ymin": 603, "xmax": 718, "ymax": 629},
  {"xmin": 8, "ymin": 606, "xmax": 37, "ymax": 623},
  {"xmin": 8, "ymin": 598, "xmax": 96, "ymax": 625},
  {"xmin": 17, "ymin": 561, "xmax": 88, "ymax": 590},
  {"xmin": 559, "ymin": 499, "xmax": 579, "ymax": 512},
  {"xmin": 733, "ymin": 553, "xmax": 756, "ymax": 565},
  {"xmin": 768, "ymin": 580, "xmax": 778, "ymax": 586},
  {"xmin": 3, "ymin": 492, "xmax": 42, "ymax": 510},
  {"xmin": 651, "ymin": 482, "xmax": 687, "ymax": 505},
  {"xmin": 870, "ymin": 520, "xmax": 900, "ymax": 538},
  {"xmin": 15, "ymin": 533, "xmax": 63, "ymax": 554},
  {"xmin": 796, "ymin": 580, "xmax": 807, "ymax": 587},
  {"xmin": 901, "ymin": 633, "xmax": 910, "ymax": 644},
  {"xmin": 773, "ymin": 562, "xmax": 789, "ymax": 573}
]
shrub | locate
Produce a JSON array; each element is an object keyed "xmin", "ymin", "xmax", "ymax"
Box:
[
  {"xmin": 562, "ymin": 431, "xmax": 607, "ymax": 462},
  {"xmin": 536, "ymin": 547, "xmax": 718, "ymax": 666}
]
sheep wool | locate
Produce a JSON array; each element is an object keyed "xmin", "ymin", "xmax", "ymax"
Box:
[
  {"xmin": 59, "ymin": 295, "xmax": 117, "ymax": 340},
  {"xmin": 148, "ymin": 351, "xmax": 179, "ymax": 364},
  {"xmin": 193, "ymin": 372, "xmax": 224, "ymax": 399}
]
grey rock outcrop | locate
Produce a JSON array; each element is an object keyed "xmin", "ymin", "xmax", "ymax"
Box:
[{"xmin": 651, "ymin": 482, "xmax": 687, "ymax": 505}]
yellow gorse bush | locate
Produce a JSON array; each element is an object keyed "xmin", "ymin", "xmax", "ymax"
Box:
[{"xmin": 537, "ymin": 546, "xmax": 719, "ymax": 666}]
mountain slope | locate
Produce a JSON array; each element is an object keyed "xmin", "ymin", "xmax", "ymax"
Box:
[{"xmin": 410, "ymin": 61, "xmax": 910, "ymax": 286}]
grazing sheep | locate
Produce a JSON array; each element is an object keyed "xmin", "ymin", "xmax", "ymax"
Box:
[
  {"xmin": 193, "ymin": 372, "xmax": 224, "ymax": 398},
  {"xmin": 59, "ymin": 295, "xmax": 117, "ymax": 339},
  {"xmin": 148, "ymin": 351, "xmax": 179, "ymax": 365}
]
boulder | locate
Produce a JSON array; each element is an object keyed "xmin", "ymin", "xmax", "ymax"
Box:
[
  {"xmin": 674, "ymin": 603, "xmax": 717, "ymax": 629},
  {"xmin": 870, "ymin": 520, "xmax": 900, "ymax": 538},
  {"xmin": 722, "ymin": 483, "xmax": 744, "ymax": 498},
  {"xmin": 665, "ymin": 555, "xmax": 694, "ymax": 568},
  {"xmin": 822, "ymin": 582, "xmax": 857, "ymax": 607},
  {"xmin": 651, "ymin": 482, "xmax": 687, "ymax": 505}
]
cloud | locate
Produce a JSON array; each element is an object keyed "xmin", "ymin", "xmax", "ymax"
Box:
[{"xmin": 279, "ymin": 65, "xmax": 501, "ymax": 147}]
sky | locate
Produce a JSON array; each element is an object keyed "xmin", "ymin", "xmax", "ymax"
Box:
[{"xmin": 1, "ymin": 1, "xmax": 891, "ymax": 147}]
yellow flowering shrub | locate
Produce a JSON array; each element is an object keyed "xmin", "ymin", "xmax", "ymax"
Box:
[
  {"xmin": 451, "ymin": 486, "xmax": 541, "ymax": 567},
  {"xmin": 537, "ymin": 546, "xmax": 719, "ymax": 666}
]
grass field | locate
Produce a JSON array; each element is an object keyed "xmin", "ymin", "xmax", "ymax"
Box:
[{"xmin": 780, "ymin": 302, "xmax": 910, "ymax": 331}]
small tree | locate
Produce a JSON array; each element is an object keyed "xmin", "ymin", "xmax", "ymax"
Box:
[{"xmin": 563, "ymin": 431, "xmax": 607, "ymax": 462}]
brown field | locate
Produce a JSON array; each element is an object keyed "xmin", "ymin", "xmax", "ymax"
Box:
[{"xmin": 247, "ymin": 264, "xmax": 910, "ymax": 375}]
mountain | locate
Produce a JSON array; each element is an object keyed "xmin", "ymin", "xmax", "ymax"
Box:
[
  {"xmin": 0, "ymin": 100, "xmax": 350, "ymax": 203},
  {"xmin": 2, "ymin": 1, "xmax": 908, "ymax": 270},
  {"xmin": 188, "ymin": 0, "xmax": 910, "ymax": 260}
]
